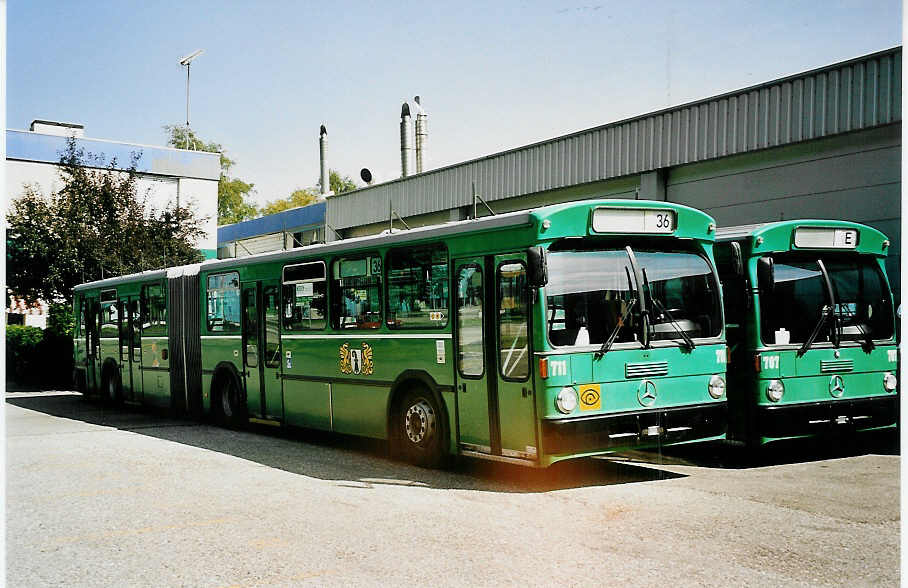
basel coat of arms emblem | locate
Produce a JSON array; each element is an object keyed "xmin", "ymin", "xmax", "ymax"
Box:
[{"xmin": 339, "ymin": 342, "xmax": 374, "ymax": 375}]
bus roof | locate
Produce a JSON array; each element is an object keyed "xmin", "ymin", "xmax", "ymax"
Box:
[
  {"xmin": 716, "ymin": 219, "xmax": 890, "ymax": 257},
  {"xmin": 74, "ymin": 199, "xmax": 716, "ymax": 291}
]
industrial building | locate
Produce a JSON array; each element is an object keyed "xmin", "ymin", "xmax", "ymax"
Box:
[
  {"xmin": 217, "ymin": 201, "xmax": 326, "ymax": 258},
  {"xmin": 320, "ymin": 47, "xmax": 901, "ymax": 302}
]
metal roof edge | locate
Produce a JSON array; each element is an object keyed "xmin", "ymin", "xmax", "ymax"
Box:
[{"xmin": 327, "ymin": 46, "xmax": 903, "ymax": 204}]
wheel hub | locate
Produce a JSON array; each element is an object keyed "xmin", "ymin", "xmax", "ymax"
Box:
[{"xmin": 404, "ymin": 399, "xmax": 435, "ymax": 444}]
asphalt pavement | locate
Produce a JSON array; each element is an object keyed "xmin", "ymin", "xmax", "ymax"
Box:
[{"xmin": 6, "ymin": 391, "xmax": 900, "ymax": 587}]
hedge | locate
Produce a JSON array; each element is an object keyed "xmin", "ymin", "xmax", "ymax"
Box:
[{"xmin": 7, "ymin": 306, "xmax": 75, "ymax": 389}]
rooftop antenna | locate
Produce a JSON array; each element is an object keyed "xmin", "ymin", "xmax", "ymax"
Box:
[{"xmin": 178, "ymin": 49, "xmax": 205, "ymax": 131}]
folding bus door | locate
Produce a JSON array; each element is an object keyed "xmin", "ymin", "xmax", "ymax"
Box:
[
  {"xmin": 242, "ymin": 280, "xmax": 284, "ymax": 424},
  {"xmin": 454, "ymin": 258, "xmax": 493, "ymax": 454},
  {"xmin": 493, "ymin": 254, "xmax": 538, "ymax": 461},
  {"xmin": 454, "ymin": 254, "xmax": 538, "ymax": 462},
  {"xmin": 118, "ymin": 296, "xmax": 143, "ymax": 403}
]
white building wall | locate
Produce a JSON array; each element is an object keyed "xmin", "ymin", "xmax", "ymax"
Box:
[
  {"xmin": 6, "ymin": 159, "xmax": 217, "ymax": 257},
  {"xmin": 178, "ymin": 177, "xmax": 218, "ymax": 254}
]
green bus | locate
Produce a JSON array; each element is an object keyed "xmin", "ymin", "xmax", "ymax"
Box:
[
  {"xmin": 715, "ymin": 220, "xmax": 898, "ymax": 446},
  {"xmin": 73, "ymin": 199, "xmax": 727, "ymax": 467}
]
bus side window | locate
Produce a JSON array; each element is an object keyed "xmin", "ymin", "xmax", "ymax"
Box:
[
  {"xmin": 456, "ymin": 265, "xmax": 484, "ymax": 377},
  {"xmin": 498, "ymin": 261, "xmax": 529, "ymax": 380},
  {"xmin": 282, "ymin": 261, "xmax": 327, "ymax": 331},
  {"xmin": 206, "ymin": 272, "xmax": 241, "ymax": 333},
  {"xmin": 387, "ymin": 244, "xmax": 449, "ymax": 329},
  {"xmin": 142, "ymin": 283, "xmax": 167, "ymax": 336},
  {"xmin": 331, "ymin": 254, "xmax": 382, "ymax": 329}
]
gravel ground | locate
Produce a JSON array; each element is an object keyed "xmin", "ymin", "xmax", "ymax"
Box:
[{"xmin": 6, "ymin": 391, "xmax": 899, "ymax": 587}]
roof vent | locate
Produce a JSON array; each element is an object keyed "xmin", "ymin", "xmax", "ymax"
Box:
[{"xmin": 30, "ymin": 120, "xmax": 84, "ymax": 138}]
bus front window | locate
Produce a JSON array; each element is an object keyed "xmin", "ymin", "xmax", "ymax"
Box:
[
  {"xmin": 545, "ymin": 248, "xmax": 720, "ymax": 347},
  {"xmin": 760, "ymin": 255, "xmax": 894, "ymax": 345},
  {"xmin": 635, "ymin": 251, "xmax": 722, "ymax": 342}
]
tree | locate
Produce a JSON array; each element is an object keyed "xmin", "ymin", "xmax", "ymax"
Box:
[
  {"xmin": 261, "ymin": 188, "xmax": 319, "ymax": 216},
  {"xmin": 165, "ymin": 125, "xmax": 258, "ymax": 225},
  {"xmin": 260, "ymin": 169, "xmax": 358, "ymax": 217},
  {"xmin": 324, "ymin": 169, "xmax": 357, "ymax": 195},
  {"xmin": 6, "ymin": 137, "xmax": 205, "ymax": 306}
]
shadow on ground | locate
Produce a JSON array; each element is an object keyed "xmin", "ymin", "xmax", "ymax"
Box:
[
  {"xmin": 620, "ymin": 426, "xmax": 899, "ymax": 469},
  {"xmin": 7, "ymin": 392, "xmax": 688, "ymax": 493}
]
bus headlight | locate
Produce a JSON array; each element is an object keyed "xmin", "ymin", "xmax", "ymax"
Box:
[
  {"xmin": 555, "ymin": 387, "xmax": 578, "ymax": 414},
  {"xmin": 708, "ymin": 375, "xmax": 726, "ymax": 399},
  {"xmin": 883, "ymin": 372, "xmax": 897, "ymax": 392},
  {"xmin": 766, "ymin": 380, "xmax": 784, "ymax": 402}
]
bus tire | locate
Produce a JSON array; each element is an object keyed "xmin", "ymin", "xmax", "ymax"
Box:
[
  {"xmin": 213, "ymin": 371, "xmax": 245, "ymax": 428},
  {"xmin": 102, "ymin": 366, "xmax": 122, "ymax": 406},
  {"xmin": 395, "ymin": 388, "xmax": 446, "ymax": 468}
]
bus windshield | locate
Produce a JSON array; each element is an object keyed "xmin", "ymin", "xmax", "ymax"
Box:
[
  {"xmin": 545, "ymin": 248, "xmax": 721, "ymax": 347},
  {"xmin": 760, "ymin": 254, "xmax": 894, "ymax": 345}
]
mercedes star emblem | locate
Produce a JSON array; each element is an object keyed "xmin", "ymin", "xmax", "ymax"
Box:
[
  {"xmin": 637, "ymin": 380, "xmax": 657, "ymax": 407},
  {"xmin": 829, "ymin": 375, "xmax": 845, "ymax": 398}
]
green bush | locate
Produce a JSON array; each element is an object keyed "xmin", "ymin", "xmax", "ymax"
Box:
[
  {"xmin": 6, "ymin": 325, "xmax": 45, "ymax": 385},
  {"xmin": 6, "ymin": 306, "xmax": 75, "ymax": 388}
]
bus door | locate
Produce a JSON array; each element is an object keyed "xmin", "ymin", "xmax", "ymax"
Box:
[
  {"xmin": 242, "ymin": 281, "xmax": 284, "ymax": 422},
  {"xmin": 453, "ymin": 255, "xmax": 538, "ymax": 461},
  {"xmin": 87, "ymin": 297, "xmax": 101, "ymax": 393},
  {"xmin": 118, "ymin": 296, "xmax": 143, "ymax": 402},
  {"xmin": 493, "ymin": 254, "xmax": 538, "ymax": 460},
  {"xmin": 80, "ymin": 297, "xmax": 100, "ymax": 393},
  {"xmin": 454, "ymin": 259, "xmax": 493, "ymax": 453}
]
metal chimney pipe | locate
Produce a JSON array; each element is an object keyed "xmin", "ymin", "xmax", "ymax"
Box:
[
  {"xmin": 400, "ymin": 102, "xmax": 413, "ymax": 178},
  {"xmin": 319, "ymin": 124, "xmax": 329, "ymax": 198},
  {"xmin": 413, "ymin": 96, "xmax": 427, "ymax": 173}
]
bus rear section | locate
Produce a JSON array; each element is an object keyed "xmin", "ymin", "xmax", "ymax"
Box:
[
  {"xmin": 526, "ymin": 202, "xmax": 728, "ymax": 466},
  {"xmin": 716, "ymin": 221, "xmax": 898, "ymax": 446}
]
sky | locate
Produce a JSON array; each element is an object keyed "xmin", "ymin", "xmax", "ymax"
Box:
[{"xmin": 7, "ymin": 1, "xmax": 903, "ymax": 209}]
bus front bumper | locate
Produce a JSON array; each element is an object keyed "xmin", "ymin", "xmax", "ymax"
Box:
[
  {"xmin": 541, "ymin": 403, "xmax": 727, "ymax": 456},
  {"xmin": 755, "ymin": 395, "xmax": 898, "ymax": 440}
]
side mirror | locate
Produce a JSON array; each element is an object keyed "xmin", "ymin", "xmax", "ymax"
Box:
[
  {"xmin": 757, "ymin": 257, "xmax": 774, "ymax": 295},
  {"xmin": 730, "ymin": 242, "xmax": 744, "ymax": 277},
  {"xmin": 526, "ymin": 246, "xmax": 548, "ymax": 288}
]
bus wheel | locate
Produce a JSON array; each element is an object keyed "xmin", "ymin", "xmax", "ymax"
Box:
[
  {"xmin": 215, "ymin": 375, "xmax": 245, "ymax": 428},
  {"xmin": 396, "ymin": 389, "xmax": 446, "ymax": 468},
  {"xmin": 102, "ymin": 369, "xmax": 121, "ymax": 406}
]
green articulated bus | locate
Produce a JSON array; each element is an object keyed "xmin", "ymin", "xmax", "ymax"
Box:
[
  {"xmin": 73, "ymin": 199, "xmax": 728, "ymax": 467},
  {"xmin": 715, "ymin": 220, "xmax": 898, "ymax": 446}
]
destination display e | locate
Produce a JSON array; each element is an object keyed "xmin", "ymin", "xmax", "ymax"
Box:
[
  {"xmin": 590, "ymin": 208, "xmax": 675, "ymax": 234},
  {"xmin": 793, "ymin": 227, "xmax": 858, "ymax": 249}
]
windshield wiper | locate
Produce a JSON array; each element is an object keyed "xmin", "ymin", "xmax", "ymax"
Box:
[
  {"xmin": 837, "ymin": 303, "xmax": 875, "ymax": 352},
  {"xmin": 797, "ymin": 304, "xmax": 833, "ymax": 357},
  {"xmin": 595, "ymin": 297, "xmax": 637, "ymax": 360},
  {"xmin": 642, "ymin": 268, "xmax": 696, "ymax": 350}
]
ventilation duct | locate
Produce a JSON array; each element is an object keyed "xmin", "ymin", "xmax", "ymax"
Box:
[
  {"xmin": 319, "ymin": 124, "xmax": 331, "ymax": 198},
  {"xmin": 400, "ymin": 102, "xmax": 413, "ymax": 177},
  {"xmin": 413, "ymin": 96, "xmax": 427, "ymax": 173}
]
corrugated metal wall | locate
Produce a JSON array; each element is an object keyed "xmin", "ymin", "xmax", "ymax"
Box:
[
  {"xmin": 669, "ymin": 124, "xmax": 901, "ymax": 301},
  {"xmin": 328, "ymin": 47, "xmax": 900, "ymax": 230}
]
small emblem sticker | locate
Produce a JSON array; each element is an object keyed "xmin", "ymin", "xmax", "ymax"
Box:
[
  {"xmin": 578, "ymin": 384, "xmax": 601, "ymax": 411},
  {"xmin": 340, "ymin": 342, "xmax": 374, "ymax": 375}
]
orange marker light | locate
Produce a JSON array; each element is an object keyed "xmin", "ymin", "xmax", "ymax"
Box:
[{"xmin": 539, "ymin": 357, "xmax": 548, "ymax": 379}]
